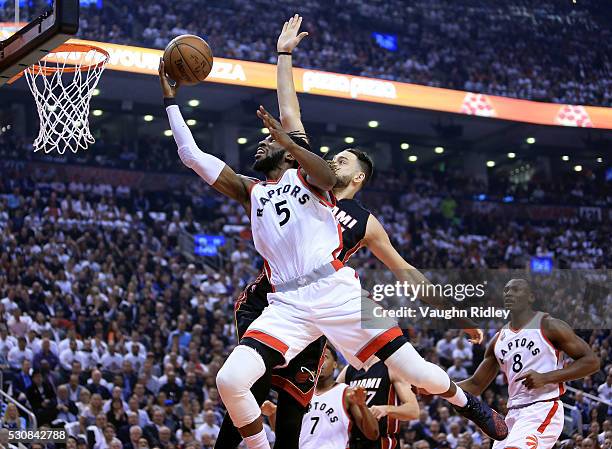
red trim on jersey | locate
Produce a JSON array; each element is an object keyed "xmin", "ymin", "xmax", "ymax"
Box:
[
  {"xmin": 262, "ymin": 260, "xmax": 275, "ymax": 292},
  {"xmin": 341, "ymin": 240, "xmax": 363, "ymax": 263},
  {"xmin": 296, "ymin": 167, "xmax": 335, "ymax": 207},
  {"xmin": 271, "ymin": 375, "xmax": 314, "ymax": 407},
  {"xmin": 331, "ymin": 259, "xmax": 344, "ymax": 271},
  {"xmin": 332, "ymin": 223, "xmax": 344, "ymax": 260},
  {"xmin": 356, "ymin": 328, "xmax": 403, "ymax": 363},
  {"xmin": 234, "ymin": 271, "xmax": 266, "ymax": 312},
  {"xmin": 539, "ymin": 314, "xmax": 566, "ymax": 397},
  {"xmin": 271, "ymin": 346, "xmax": 326, "ymax": 407},
  {"xmin": 537, "ymin": 400, "xmax": 559, "ymax": 433},
  {"xmin": 243, "ymin": 330, "xmax": 288, "ymax": 355},
  {"xmin": 382, "ymin": 438, "xmax": 398, "ymax": 449}
]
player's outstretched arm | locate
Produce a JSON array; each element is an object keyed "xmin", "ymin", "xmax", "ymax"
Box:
[
  {"xmin": 370, "ymin": 378, "xmax": 419, "ymax": 421},
  {"xmin": 457, "ymin": 333, "xmax": 500, "ymax": 396},
  {"xmin": 363, "ymin": 214, "xmax": 483, "ymax": 344},
  {"xmin": 517, "ymin": 317, "xmax": 600, "ymax": 389},
  {"xmin": 159, "ymin": 60, "xmax": 253, "ymax": 206},
  {"xmin": 258, "ymin": 106, "xmax": 336, "ymax": 191},
  {"xmin": 345, "ymin": 386, "xmax": 380, "ymax": 441},
  {"xmin": 276, "ymin": 14, "xmax": 308, "ymax": 136}
]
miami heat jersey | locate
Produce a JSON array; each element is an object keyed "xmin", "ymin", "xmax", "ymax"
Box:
[
  {"xmin": 249, "ymin": 168, "xmax": 341, "ymax": 286},
  {"xmin": 494, "ymin": 312, "xmax": 565, "ymax": 408},
  {"xmin": 332, "ymin": 198, "xmax": 370, "ymax": 263},
  {"xmin": 300, "ymin": 383, "xmax": 351, "ymax": 449},
  {"xmin": 345, "ymin": 361, "xmax": 399, "ymax": 449}
]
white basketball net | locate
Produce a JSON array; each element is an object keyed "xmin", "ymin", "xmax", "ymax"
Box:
[{"xmin": 23, "ymin": 43, "xmax": 109, "ymax": 154}]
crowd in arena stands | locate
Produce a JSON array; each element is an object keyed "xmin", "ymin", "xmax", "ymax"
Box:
[
  {"xmin": 1, "ymin": 0, "xmax": 610, "ymax": 106},
  {"xmin": 0, "ymin": 146, "xmax": 610, "ymax": 449}
]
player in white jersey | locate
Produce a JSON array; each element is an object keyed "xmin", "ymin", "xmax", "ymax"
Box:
[
  {"xmin": 263, "ymin": 346, "xmax": 380, "ymax": 449},
  {"xmin": 160, "ymin": 55, "xmax": 508, "ymax": 449},
  {"xmin": 458, "ymin": 279, "xmax": 600, "ymax": 449}
]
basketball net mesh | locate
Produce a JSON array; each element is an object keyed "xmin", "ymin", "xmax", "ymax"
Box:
[{"xmin": 24, "ymin": 45, "xmax": 108, "ymax": 154}]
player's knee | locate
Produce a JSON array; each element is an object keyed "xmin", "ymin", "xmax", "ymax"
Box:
[
  {"xmin": 385, "ymin": 342, "xmax": 444, "ymax": 387},
  {"xmin": 216, "ymin": 345, "xmax": 266, "ymax": 399}
]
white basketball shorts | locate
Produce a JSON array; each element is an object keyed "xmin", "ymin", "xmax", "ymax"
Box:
[
  {"xmin": 243, "ymin": 265, "xmax": 403, "ymax": 369},
  {"xmin": 492, "ymin": 400, "xmax": 564, "ymax": 449}
]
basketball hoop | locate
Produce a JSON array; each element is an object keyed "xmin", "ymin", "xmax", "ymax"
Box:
[{"xmin": 15, "ymin": 43, "xmax": 109, "ymax": 154}]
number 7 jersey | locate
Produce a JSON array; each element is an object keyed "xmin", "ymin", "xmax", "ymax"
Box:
[
  {"xmin": 249, "ymin": 168, "xmax": 342, "ymax": 286},
  {"xmin": 494, "ymin": 312, "xmax": 565, "ymax": 408}
]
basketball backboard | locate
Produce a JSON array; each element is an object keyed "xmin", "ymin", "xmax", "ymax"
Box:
[{"xmin": 0, "ymin": 0, "xmax": 79, "ymax": 86}]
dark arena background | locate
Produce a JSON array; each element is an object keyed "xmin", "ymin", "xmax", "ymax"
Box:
[{"xmin": 0, "ymin": 1, "xmax": 610, "ymax": 449}]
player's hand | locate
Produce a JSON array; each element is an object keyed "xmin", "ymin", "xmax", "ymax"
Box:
[
  {"xmin": 516, "ymin": 370, "xmax": 548, "ymax": 390},
  {"xmin": 369, "ymin": 405, "xmax": 389, "ymax": 420},
  {"xmin": 346, "ymin": 386, "xmax": 368, "ymax": 406},
  {"xmin": 327, "ymin": 159, "xmax": 339, "ymax": 176},
  {"xmin": 463, "ymin": 328, "xmax": 484, "ymax": 345},
  {"xmin": 257, "ymin": 106, "xmax": 294, "ymax": 149},
  {"xmin": 261, "ymin": 400, "xmax": 277, "ymax": 417},
  {"xmin": 158, "ymin": 58, "xmax": 180, "ymax": 98},
  {"xmin": 277, "ymin": 14, "xmax": 309, "ymax": 53}
]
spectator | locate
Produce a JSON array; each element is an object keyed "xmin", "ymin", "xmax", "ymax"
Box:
[{"xmin": 25, "ymin": 369, "xmax": 57, "ymax": 426}]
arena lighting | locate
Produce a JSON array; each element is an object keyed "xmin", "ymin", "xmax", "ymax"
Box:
[
  {"xmin": 344, "ymin": 136, "xmax": 355, "ymax": 144},
  {"xmin": 507, "ymin": 152, "xmax": 516, "ymax": 158},
  {"xmin": 562, "ymin": 155, "xmax": 569, "ymax": 161},
  {"xmin": 92, "ymin": 109, "xmax": 103, "ymax": 116},
  {"xmin": 434, "ymin": 146, "xmax": 444, "ymax": 154},
  {"xmin": 597, "ymin": 157, "xmax": 603, "ymax": 163},
  {"xmin": 400, "ymin": 143, "xmax": 410, "ymax": 150},
  {"xmin": 188, "ymin": 99, "xmax": 200, "ymax": 107},
  {"xmin": 163, "ymin": 130, "xmax": 173, "ymax": 137},
  {"xmin": 526, "ymin": 137, "xmax": 536, "ymax": 144},
  {"xmin": 486, "ymin": 160, "xmax": 495, "ymax": 167},
  {"xmin": 261, "ymin": 128, "xmax": 270, "ymax": 134},
  {"xmin": 237, "ymin": 137, "xmax": 248, "ymax": 144},
  {"xmin": 408, "ymin": 155, "xmax": 417, "ymax": 162},
  {"xmin": 186, "ymin": 119, "xmax": 197, "ymax": 126},
  {"xmin": 92, "ymin": 88, "xmax": 100, "ymax": 96},
  {"xmin": 368, "ymin": 120, "xmax": 379, "ymax": 128},
  {"xmin": 574, "ymin": 165, "xmax": 583, "ymax": 172},
  {"xmin": 143, "ymin": 115, "xmax": 154, "ymax": 122},
  {"xmin": 320, "ymin": 146, "xmax": 330, "ymax": 153}
]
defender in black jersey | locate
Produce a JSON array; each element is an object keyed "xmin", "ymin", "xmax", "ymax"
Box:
[{"xmin": 339, "ymin": 360, "xmax": 419, "ymax": 449}]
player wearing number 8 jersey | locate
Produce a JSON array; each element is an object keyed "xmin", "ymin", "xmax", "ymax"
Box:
[{"xmin": 458, "ymin": 279, "xmax": 600, "ymax": 449}]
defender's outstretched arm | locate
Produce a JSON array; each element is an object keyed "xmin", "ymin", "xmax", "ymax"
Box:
[{"xmin": 276, "ymin": 14, "xmax": 309, "ymax": 137}]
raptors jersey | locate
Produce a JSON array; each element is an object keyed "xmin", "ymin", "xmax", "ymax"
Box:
[
  {"xmin": 250, "ymin": 168, "xmax": 341, "ymax": 286},
  {"xmin": 300, "ymin": 383, "xmax": 351, "ymax": 449},
  {"xmin": 494, "ymin": 312, "xmax": 565, "ymax": 408},
  {"xmin": 345, "ymin": 361, "xmax": 399, "ymax": 449}
]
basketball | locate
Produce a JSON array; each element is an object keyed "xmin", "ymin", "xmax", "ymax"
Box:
[{"xmin": 163, "ymin": 35, "xmax": 213, "ymax": 85}]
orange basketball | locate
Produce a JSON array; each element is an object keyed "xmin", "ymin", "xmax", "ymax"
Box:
[{"xmin": 163, "ymin": 35, "xmax": 213, "ymax": 85}]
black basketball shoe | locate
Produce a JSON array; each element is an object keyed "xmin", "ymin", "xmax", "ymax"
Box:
[{"xmin": 453, "ymin": 391, "xmax": 508, "ymax": 440}]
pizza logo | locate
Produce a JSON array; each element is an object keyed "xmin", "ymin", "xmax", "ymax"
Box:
[
  {"xmin": 526, "ymin": 434, "xmax": 539, "ymax": 449},
  {"xmin": 555, "ymin": 105, "xmax": 593, "ymax": 127},
  {"xmin": 461, "ymin": 93, "xmax": 497, "ymax": 117}
]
